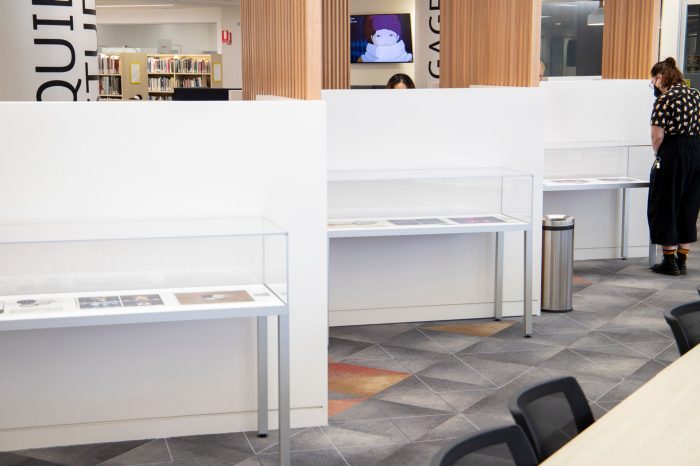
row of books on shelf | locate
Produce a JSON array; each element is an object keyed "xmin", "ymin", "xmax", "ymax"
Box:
[
  {"xmin": 148, "ymin": 77, "xmax": 176, "ymax": 92},
  {"xmin": 99, "ymin": 55, "xmax": 120, "ymax": 74},
  {"xmin": 99, "ymin": 76, "xmax": 121, "ymax": 96},
  {"xmin": 147, "ymin": 57, "xmax": 210, "ymax": 74},
  {"xmin": 149, "ymin": 95, "xmax": 172, "ymax": 101},
  {"xmin": 178, "ymin": 77, "xmax": 205, "ymax": 88}
]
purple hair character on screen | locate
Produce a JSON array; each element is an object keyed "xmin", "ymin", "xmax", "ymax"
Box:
[{"xmin": 359, "ymin": 14, "xmax": 412, "ymax": 63}]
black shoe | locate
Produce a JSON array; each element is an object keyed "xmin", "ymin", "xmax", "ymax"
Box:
[
  {"xmin": 677, "ymin": 252, "xmax": 688, "ymax": 275},
  {"xmin": 652, "ymin": 254, "xmax": 681, "ymax": 276}
]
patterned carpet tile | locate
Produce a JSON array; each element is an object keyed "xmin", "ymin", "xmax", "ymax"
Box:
[
  {"xmin": 328, "ymin": 362, "xmax": 410, "ymax": 398},
  {"xmin": 421, "ymin": 321, "xmax": 515, "ymax": 337}
]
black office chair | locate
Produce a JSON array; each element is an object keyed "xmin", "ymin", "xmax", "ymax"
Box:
[
  {"xmin": 665, "ymin": 301, "xmax": 700, "ymax": 355},
  {"xmin": 508, "ymin": 376, "xmax": 594, "ymax": 462},
  {"xmin": 431, "ymin": 425, "xmax": 538, "ymax": 466}
]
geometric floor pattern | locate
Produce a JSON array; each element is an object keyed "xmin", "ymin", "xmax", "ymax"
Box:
[{"xmin": 1, "ymin": 257, "xmax": 697, "ymax": 465}]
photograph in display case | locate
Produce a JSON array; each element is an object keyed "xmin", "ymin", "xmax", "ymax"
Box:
[
  {"xmin": 120, "ymin": 294, "xmax": 164, "ymax": 307},
  {"xmin": 596, "ymin": 177, "xmax": 639, "ymax": 183},
  {"xmin": 4, "ymin": 299, "xmax": 66, "ymax": 313},
  {"xmin": 548, "ymin": 179, "xmax": 591, "ymax": 184},
  {"xmin": 449, "ymin": 216, "xmax": 505, "ymax": 224},
  {"xmin": 329, "ymin": 220, "xmax": 387, "ymax": 228},
  {"xmin": 78, "ymin": 296, "xmax": 122, "ymax": 309},
  {"xmin": 176, "ymin": 290, "xmax": 253, "ymax": 305}
]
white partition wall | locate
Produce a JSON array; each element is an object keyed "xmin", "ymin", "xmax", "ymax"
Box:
[
  {"xmin": 542, "ymin": 80, "xmax": 655, "ymax": 259},
  {"xmin": 324, "ymin": 88, "xmax": 543, "ymax": 326},
  {"xmin": 0, "ymin": 101, "xmax": 327, "ymax": 450}
]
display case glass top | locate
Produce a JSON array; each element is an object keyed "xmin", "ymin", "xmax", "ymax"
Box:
[{"xmin": 0, "ymin": 218, "xmax": 287, "ymax": 330}]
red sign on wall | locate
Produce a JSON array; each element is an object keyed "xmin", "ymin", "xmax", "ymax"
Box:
[{"xmin": 222, "ymin": 29, "xmax": 232, "ymax": 45}]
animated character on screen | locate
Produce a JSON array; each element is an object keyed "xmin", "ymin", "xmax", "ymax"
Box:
[{"xmin": 359, "ymin": 15, "xmax": 413, "ymax": 63}]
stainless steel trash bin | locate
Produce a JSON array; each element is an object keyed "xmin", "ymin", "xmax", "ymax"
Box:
[{"xmin": 542, "ymin": 215, "xmax": 575, "ymax": 313}]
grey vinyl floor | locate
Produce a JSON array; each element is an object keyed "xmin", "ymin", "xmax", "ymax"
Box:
[{"xmin": 1, "ymin": 257, "xmax": 697, "ymax": 466}]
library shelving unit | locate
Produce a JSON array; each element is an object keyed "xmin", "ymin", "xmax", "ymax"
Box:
[
  {"xmin": 146, "ymin": 54, "xmax": 223, "ymax": 101},
  {"xmin": 97, "ymin": 53, "xmax": 223, "ymax": 101},
  {"xmin": 98, "ymin": 52, "xmax": 148, "ymax": 100}
]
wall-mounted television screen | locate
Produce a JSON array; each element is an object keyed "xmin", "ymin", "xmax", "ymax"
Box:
[{"xmin": 350, "ymin": 14, "xmax": 413, "ymax": 64}]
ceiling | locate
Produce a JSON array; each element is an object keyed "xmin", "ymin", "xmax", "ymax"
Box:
[{"xmin": 96, "ymin": 0, "xmax": 240, "ymax": 7}]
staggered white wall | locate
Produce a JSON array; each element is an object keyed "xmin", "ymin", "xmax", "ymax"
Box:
[
  {"xmin": 324, "ymin": 88, "xmax": 543, "ymax": 326},
  {"xmin": 97, "ymin": 23, "xmax": 218, "ymax": 54},
  {"xmin": 0, "ymin": 101, "xmax": 327, "ymax": 450},
  {"xmin": 542, "ymin": 79, "xmax": 655, "ymax": 259}
]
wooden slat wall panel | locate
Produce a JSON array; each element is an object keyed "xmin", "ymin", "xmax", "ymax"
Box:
[
  {"xmin": 441, "ymin": 0, "xmax": 541, "ymax": 88},
  {"xmin": 241, "ymin": 0, "xmax": 322, "ymax": 100},
  {"xmin": 322, "ymin": 0, "xmax": 349, "ymax": 89},
  {"xmin": 602, "ymin": 0, "xmax": 661, "ymax": 79}
]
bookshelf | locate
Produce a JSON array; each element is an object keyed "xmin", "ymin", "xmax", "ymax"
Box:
[
  {"xmin": 97, "ymin": 53, "xmax": 222, "ymax": 101},
  {"xmin": 146, "ymin": 54, "xmax": 223, "ymax": 101}
]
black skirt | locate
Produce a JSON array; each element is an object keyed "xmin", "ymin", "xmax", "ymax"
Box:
[{"xmin": 648, "ymin": 134, "xmax": 700, "ymax": 245}]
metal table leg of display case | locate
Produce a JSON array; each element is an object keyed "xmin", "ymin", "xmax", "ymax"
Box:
[
  {"xmin": 621, "ymin": 188, "xmax": 629, "ymax": 259},
  {"xmin": 649, "ymin": 243, "xmax": 657, "ymax": 267},
  {"xmin": 524, "ymin": 228, "xmax": 533, "ymax": 337},
  {"xmin": 257, "ymin": 316, "xmax": 269, "ymax": 438},
  {"xmin": 278, "ymin": 313, "xmax": 291, "ymax": 466},
  {"xmin": 494, "ymin": 232, "xmax": 504, "ymax": 321}
]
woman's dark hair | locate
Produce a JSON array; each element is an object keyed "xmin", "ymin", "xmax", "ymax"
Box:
[
  {"xmin": 651, "ymin": 57, "xmax": 685, "ymax": 88},
  {"xmin": 387, "ymin": 73, "xmax": 415, "ymax": 89}
]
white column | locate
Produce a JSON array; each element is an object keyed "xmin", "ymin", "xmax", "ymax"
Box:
[
  {"xmin": 413, "ymin": 0, "xmax": 441, "ymax": 88},
  {"xmin": 0, "ymin": 0, "xmax": 99, "ymax": 101}
]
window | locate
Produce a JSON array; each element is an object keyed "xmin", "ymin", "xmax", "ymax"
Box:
[{"xmin": 541, "ymin": 1, "xmax": 604, "ymax": 78}]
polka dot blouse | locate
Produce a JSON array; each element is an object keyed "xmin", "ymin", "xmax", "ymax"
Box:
[{"xmin": 651, "ymin": 84, "xmax": 700, "ymax": 136}]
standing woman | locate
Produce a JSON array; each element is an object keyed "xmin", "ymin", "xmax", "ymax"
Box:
[{"xmin": 648, "ymin": 58, "xmax": 700, "ymax": 275}]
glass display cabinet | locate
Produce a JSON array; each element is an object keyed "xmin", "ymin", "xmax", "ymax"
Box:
[
  {"xmin": 0, "ymin": 217, "xmax": 291, "ymax": 466},
  {"xmin": 327, "ymin": 167, "xmax": 534, "ymax": 336},
  {"xmin": 544, "ymin": 142, "xmax": 654, "ymax": 264}
]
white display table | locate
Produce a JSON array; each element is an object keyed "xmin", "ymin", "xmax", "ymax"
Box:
[{"xmin": 0, "ymin": 218, "xmax": 291, "ymax": 466}]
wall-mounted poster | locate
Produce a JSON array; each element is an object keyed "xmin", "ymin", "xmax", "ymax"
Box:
[
  {"xmin": 130, "ymin": 63, "xmax": 141, "ymax": 84},
  {"xmin": 350, "ymin": 14, "xmax": 414, "ymax": 63}
]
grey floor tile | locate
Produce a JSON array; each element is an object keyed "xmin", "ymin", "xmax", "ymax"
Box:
[
  {"xmin": 654, "ymin": 343, "xmax": 681, "ymax": 364},
  {"xmin": 416, "ymin": 329, "xmax": 483, "ymax": 353},
  {"xmin": 166, "ymin": 433, "xmax": 254, "ymax": 465},
  {"xmin": 454, "ymin": 354, "xmax": 531, "ymax": 387},
  {"xmin": 341, "ymin": 345, "xmax": 393, "ymax": 362},
  {"xmin": 624, "ymin": 341, "xmax": 676, "ymax": 359},
  {"xmin": 245, "ymin": 427, "xmax": 332, "ymax": 454},
  {"xmin": 372, "ymin": 393, "xmax": 455, "ymax": 417},
  {"xmin": 562, "ymin": 311, "xmax": 614, "ymax": 330},
  {"xmin": 597, "ymin": 379, "xmax": 645, "ymax": 403},
  {"xmin": 438, "ymin": 389, "xmax": 498, "ymax": 413},
  {"xmin": 18, "ymin": 441, "xmax": 152, "ymax": 466},
  {"xmin": 644, "ymin": 289, "xmax": 700, "ymax": 311},
  {"xmin": 537, "ymin": 349, "xmax": 621, "ymax": 383},
  {"xmin": 416, "ymin": 357, "xmax": 496, "ymax": 392},
  {"xmin": 597, "ymin": 400, "xmax": 622, "ymax": 411},
  {"xmin": 599, "ymin": 303, "xmax": 671, "ymax": 333},
  {"xmin": 330, "ymin": 399, "xmax": 388, "ymax": 422},
  {"xmin": 394, "ymin": 414, "xmax": 476, "ymax": 442},
  {"xmin": 533, "ymin": 313, "xmax": 597, "ymax": 334},
  {"xmin": 329, "ymin": 323, "xmax": 417, "ymax": 344},
  {"xmin": 323, "ymin": 419, "xmax": 409, "ymax": 447},
  {"xmin": 329, "ymin": 338, "xmax": 373, "ymax": 361},
  {"xmin": 371, "ymin": 376, "xmax": 432, "ymax": 397},
  {"xmin": 97, "ymin": 439, "xmax": 171, "ymax": 465},
  {"xmin": 258, "ymin": 449, "xmax": 345, "ymax": 466},
  {"xmin": 599, "ymin": 327, "xmax": 671, "ymax": 345},
  {"xmin": 458, "ymin": 335, "xmax": 557, "ymax": 354},
  {"xmin": 627, "ymin": 359, "xmax": 667, "ymax": 382},
  {"xmin": 382, "ymin": 329, "xmax": 451, "ymax": 354},
  {"xmin": 0, "ymin": 453, "xmax": 63, "ymax": 466},
  {"xmin": 379, "ymin": 345, "xmax": 454, "ymax": 374},
  {"xmin": 572, "ymin": 293, "xmax": 641, "ymax": 314},
  {"xmin": 570, "ymin": 344, "xmax": 650, "ymax": 379},
  {"xmin": 569, "ymin": 331, "xmax": 619, "ymax": 348},
  {"xmin": 339, "ymin": 439, "xmax": 453, "ymax": 466}
]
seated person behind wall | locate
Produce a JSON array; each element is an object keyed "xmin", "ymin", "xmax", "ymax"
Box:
[{"xmin": 387, "ymin": 74, "xmax": 415, "ymax": 89}]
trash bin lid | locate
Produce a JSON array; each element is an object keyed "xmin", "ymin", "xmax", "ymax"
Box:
[{"xmin": 543, "ymin": 214, "xmax": 575, "ymax": 227}]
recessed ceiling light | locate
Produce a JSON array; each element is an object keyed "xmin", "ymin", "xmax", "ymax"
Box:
[{"xmin": 97, "ymin": 4, "xmax": 175, "ymax": 8}]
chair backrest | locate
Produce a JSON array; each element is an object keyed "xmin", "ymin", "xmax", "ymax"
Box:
[
  {"xmin": 665, "ymin": 301, "xmax": 700, "ymax": 356},
  {"xmin": 431, "ymin": 425, "xmax": 538, "ymax": 466},
  {"xmin": 508, "ymin": 376, "xmax": 594, "ymax": 461}
]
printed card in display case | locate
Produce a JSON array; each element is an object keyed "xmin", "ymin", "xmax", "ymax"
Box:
[
  {"xmin": 120, "ymin": 294, "xmax": 164, "ymax": 307},
  {"xmin": 176, "ymin": 290, "xmax": 254, "ymax": 305}
]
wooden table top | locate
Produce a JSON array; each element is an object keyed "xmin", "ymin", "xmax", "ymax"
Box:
[{"xmin": 542, "ymin": 343, "xmax": 700, "ymax": 465}]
